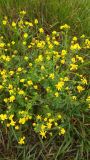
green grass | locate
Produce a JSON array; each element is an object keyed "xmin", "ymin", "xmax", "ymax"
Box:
[{"xmin": 0, "ymin": 0, "xmax": 90, "ymax": 36}]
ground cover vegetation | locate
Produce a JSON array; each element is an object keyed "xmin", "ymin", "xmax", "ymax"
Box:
[{"xmin": 0, "ymin": 0, "xmax": 90, "ymax": 160}]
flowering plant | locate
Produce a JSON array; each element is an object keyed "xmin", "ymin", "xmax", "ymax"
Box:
[{"xmin": 0, "ymin": 11, "xmax": 90, "ymax": 144}]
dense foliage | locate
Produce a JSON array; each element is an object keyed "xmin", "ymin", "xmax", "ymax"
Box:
[{"xmin": 0, "ymin": 10, "xmax": 90, "ymax": 160}]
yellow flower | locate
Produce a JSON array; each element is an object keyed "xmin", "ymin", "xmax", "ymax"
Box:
[
  {"xmin": 55, "ymin": 92, "xmax": 59, "ymax": 97},
  {"xmin": 72, "ymin": 96, "xmax": 77, "ymax": 100},
  {"xmin": 70, "ymin": 43, "xmax": 81, "ymax": 50},
  {"xmin": 22, "ymin": 41, "xmax": 26, "ymax": 46},
  {"xmin": 1, "ymin": 69, "xmax": 6, "ymax": 75},
  {"xmin": 61, "ymin": 59, "xmax": 65, "ymax": 64},
  {"xmin": 61, "ymin": 128, "xmax": 65, "ymax": 134},
  {"xmin": 88, "ymin": 104, "xmax": 90, "ymax": 109},
  {"xmin": 55, "ymin": 81, "xmax": 64, "ymax": 91},
  {"xmin": 49, "ymin": 118, "xmax": 54, "ymax": 123},
  {"xmin": 36, "ymin": 55, "xmax": 43, "ymax": 62},
  {"xmin": 77, "ymin": 85, "xmax": 84, "ymax": 93},
  {"xmin": 47, "ymin": 122, "xmax": 52, "ymax": 129},
  {"xmin": 0, "ymin": 85, "xmax": 3, "ymax": 89},
  {"xmin": 33, "ymin": 85, "xmax": 38, "ymax": 89},
  {"xmin": 60, "ymin": 24, "xmax": 70, "ymax": 30},
  {"xmin": 64, "ymin": 77, "xmax": 69, "ymax": 81},
  {"xmin": 46, "ymin": 87, "xmax": 51, "ymax": 93},
  {"xmin": 8, "ymin": 84, "xmax": 13, "ymax": 89},
  {"xmin": 44, "ymin": 118, "xmax": 48, "ymax": 121},
  {"xmin": 7, "ymin": 43, "xmax": 10, "ymax": 47},
  {"xmin": 34, "ymin": 19, "xmax": 38, "ymax": 24},
  {"xmin": 46, "ymin": 55, "xmax": 50, "ymax": 60},
  {"xmin": 80, "ymin": 34, "xmax": 85, "ymax": 38},
  {"xmin": 55, "ymin": 122, "xmax": 58, "ymax": 126},
  {"xmin": 70, "ymin": 64, "xmax": 78, "ymax": 71},
  {"xmin": 47, "ymin": 113, "xmax": 51, "ymax": 117},
  {"xmin": 6, "ymin": 56, "xmax": 10, "ymax": 61},
  {"xmin": 20, "ymin": 79, "xmax": 25, "ymax": 83},
  {"xmin": 9, "ymin": 70, "xmax": 14, "ymax": 75},
  {"xmin": 7, "ymin": 123, "xmax": 10, "ymax": 127},
  {"xmin": 86, "ymin": 96, "xmax": 90, "ymax": 102},
  {"xmin": 10, "ymin": 120, "xmax": 16, "ymax": 126},
  {"xmin": 18, "ymin": 90, "xmax": 25, "ymax": 95},
  {"xmin": 4, "ymin": 98, "xmax": 8, "ymax": 103},
  {"xmin": 71, "ymin": 58, "xmax": 76, "ymax": 63},
  {"xmin": 53, "ymin": 40, "xmax": 59, "ymax": 45},
  {"xmin": 29, "ymin": 22, "xmax": 33, "ymax": 27},
  {"xmin": 23, "ymin": 33, "xmax": 28, "ymax": 39},
  {"xmin": 25, "ymin": 21, "xmax": 29, "ymax": 25},
  {"xmin": 29, "ymin": 63, "xmax": 32, "ymax": 67},
  {"xmin": 24, "ymin": 56, "xmax": 29, "ymax": 61},
  {"xmin": 9, "ymin": 89, "xmax": 14, "ymax": 94},
  {"xmin": 76, "ymin": 55, "xmax": 84, "ymax": 63},
  {"xmin": 52, "ymin": 31, "xmax": 57, "ymax": 35},
  {"xmin": 81, "ymin": 77, "xmax": 87, "ymax": 84},
  {"xmin": 57, "ymin": 114, "xmax": 62, "ymax": 119},
  {"xmin": 85, "ymin": 39, "xmax": 90, "ymax": 48},
  {"xmin": 46, "ymin": 35, "xmax": 50, "ymax": 42},
  {"xmin": 39, "ymin": 28, "xmax": 44, "ymax": 33},
  {"xmin": 12, "ymin": 22, "xmax": 16, "ymax": 27},
  {"xmin": 72, "ymin": 37, "xmax": 77, "ymax": 41},
  {"xmin": 9, "ymin": 114, "xmax": 14, "ymax": 120},
  {"xmin": 17, "ymin": 67, "xmax": 22, "ymax": 72},
  {"xmin": 15, "ymin": 125, "xmax": 19, "ymax": 130},
  {"xmin": 41, "ymin": 124, "xmax": 46, "ymax": 130},
  {"xmin": 20, "ymin": 10, "xmax": 26, "ymax": 15},
  {"xmin": 2, "ymin": 20, "xmax": 7, "ymax": 25},
  {"xmin": 41, "ymin": 65, "xmax": 45, "ymax": 71},
  {"xmin": 61, "ymin": 50, "xmax": 67, "ymax": 57},
  {"xmin": 11, "ymin": 41, "xmax": 15, "ymax": 45},
  {"xmin": 49, "ymin": 73, "xmax": 54, "ymax": 79},
  {"xmin": 0, "ymin": 114, "xmax": 7, "ymax": 121},
  {"xmin": 36, "ymin": 115, "xmax": 42, "ymax": 120},
  {"xmin": 19, "ymin": 111, "xmax": 24, "ymax": 115},
  {"xmin": 27, "ymin": 80, "xmax": 33, "ymax": 86},
  {"xmin": 37, "ymin": 41, "xmax": 45, "ymax": 48},
  {"xmin": 65, "ymin": 87, "xmax": 69, "ymax": 90},
  {"xmin": 39, "ymin": 130, "xmax": 46, "ymax": 138},
  {"xmin": 9, "ymin": 95, "xmax": 15, "ymax": 102},
  {"xmin": 28, "ymin": 45, "xmax": 32, "ymax": 48},
  {"xmin": 0, "ymin": 42, "xmax": 5, "ymax": 48},
  {"xmin": 18, "ymin": 136, "xmax": 25, "ymax": 145},
  {"xmin": 19, "ymin": 118, "xmax": 26, "ymax": 124}
]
